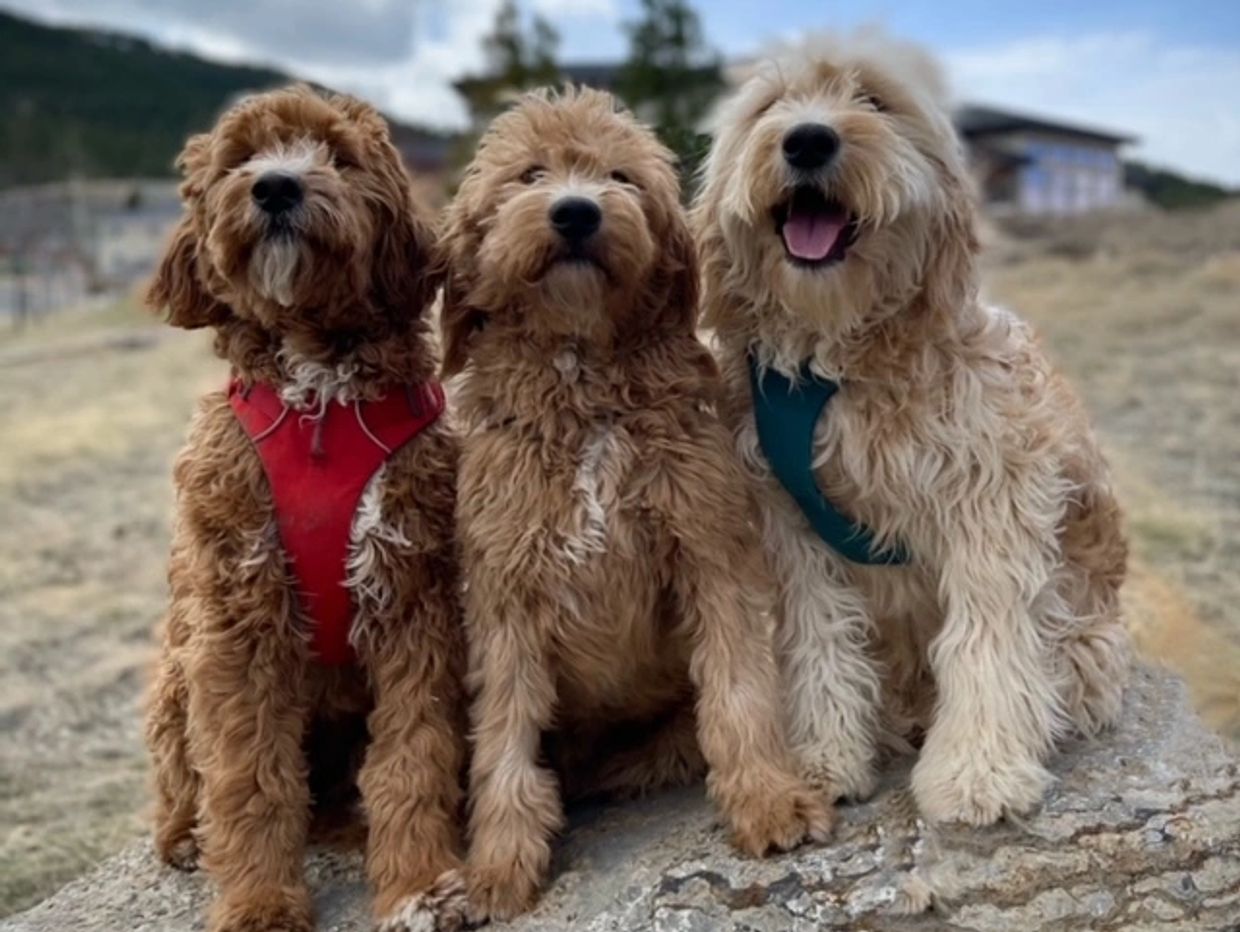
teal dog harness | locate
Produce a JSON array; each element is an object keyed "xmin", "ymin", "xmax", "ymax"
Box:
[{"xmin": 748, "ymin": 356, "xmax": 908, "ymax": 566}]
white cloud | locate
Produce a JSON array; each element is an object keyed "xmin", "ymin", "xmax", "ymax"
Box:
[
  {"xmin": 1, "ymin": 0, "xmax": 621, "ymax": 131},
  {"xmin": 944, "ymin": 32, "xmax": 1240, "ymax": 186},
  {"xmin": 531, "ymin": 0, "xmax": 616, "ymax": 15},
  {"xmin": 295, "ymin": 1, "xmax": 505, "ymax": 130},
  {"xmin": 300, "ymin": 0, "xmax": 622, "ymax": 130}
]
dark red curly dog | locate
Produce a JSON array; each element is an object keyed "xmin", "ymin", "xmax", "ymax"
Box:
[{"xmin": 143, "ymin": 86, "xmax": 465, "ymax": 932}]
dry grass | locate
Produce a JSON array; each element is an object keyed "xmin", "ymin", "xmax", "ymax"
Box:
[
  {"xmin": 984, "ymin": 201, "xmax": 1240, "ymax": 738},
  {"xmin": 0, "ymin": 302, "xmax": 223, "ymax": 915},
  {"xmin": 0, "ymin": 202, "xmax": 1237, "ymax": 917}
]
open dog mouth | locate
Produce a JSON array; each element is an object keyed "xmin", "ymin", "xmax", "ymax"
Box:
[{"xmin": 772, "ymin": 186, "xmax": 857, "ymax": 267}]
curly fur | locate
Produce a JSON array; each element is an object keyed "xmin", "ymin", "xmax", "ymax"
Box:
[
  {"xmin": 439, "ymin": 88, "xmax": 832, "ymax": 922},
  {"xmin": 142, "ymin": 86, "xmax": 466, "ymax": 932},
  {"xmin": 692, "ymin": 35, "xmax": 1130, "ymax": 825}
]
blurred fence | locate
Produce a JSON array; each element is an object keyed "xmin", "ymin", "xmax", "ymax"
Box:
[{"xmin": 0, "ymin": 178, "xmax": 179, "ymax": 329}]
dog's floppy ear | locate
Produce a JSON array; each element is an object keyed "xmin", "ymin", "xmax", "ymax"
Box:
[
  {"xmin": 690, "ymin": 194, "xmax": 730, "ymax": 332},
  {"xmin": 435, "ymin": 190, "xmax": 488, "ymax": 378},
  {"xmin": 147, "ymin": 134, "xmax": 229, "ymax": 329},
  {"xmin": 438, "ymin": 276, "xmax": 486, "ymax": 379},
  {"xmin": 352, "ymin": 100, "xmax": 441, "ymax": 319},
  {"xmin": 373, "ymin": 191, "xmax": 440, "ymax": 318},
  {"xmin": 923, "ymin": 160, "xmax": 980, "ymax": 316},
  {"xmin": 147, "ymin": 213, "xmax": 229, "ymax": 329},
  {"xmin": 649, "ymin": 206, "xmax": 701, "ymax": 334}
]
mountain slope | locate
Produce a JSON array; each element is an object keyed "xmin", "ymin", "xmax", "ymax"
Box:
[{"xmin": 0, "ymin": 10, "xmax": 290, "ymax": 186}]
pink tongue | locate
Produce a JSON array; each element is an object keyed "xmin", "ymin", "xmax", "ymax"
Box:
[{"xmin": 783, "ymin": 210, "xmax": 845, "ymax": 261}]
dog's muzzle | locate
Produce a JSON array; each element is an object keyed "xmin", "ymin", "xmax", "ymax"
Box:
[
  {"xmin": 252, "ymin": 172, "xmax": 304, "ymax": 216},
  {"xmin": 783, "ymin": 123, "xmax": 840, "ymax": 173},
  {"xmin": 549, "ymin": 196, "xmax": 602, "ymax": 244}
]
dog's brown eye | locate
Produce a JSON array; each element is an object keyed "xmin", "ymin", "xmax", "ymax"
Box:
[
  {"xmin": 861, "ymin": 93, "xmax": 887, "ymax": 113},
  {"xmin": 610, "ymin": 170, "xmax": 633, "ymax": 186},
  {"xmin": 520, "ymin": 165, "xmax": 546, "ymax": 185}
]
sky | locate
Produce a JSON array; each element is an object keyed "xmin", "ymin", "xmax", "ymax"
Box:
[{"xmin": 4, "ymin": 0, "xmax": 1240, "ymax": 185}]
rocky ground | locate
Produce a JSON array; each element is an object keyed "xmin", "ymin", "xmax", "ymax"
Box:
[
  {"xmin": 4, "ymin": 668, "xmax": 1238, "ymax": 931},
  {"xmin": 0, "ymin": 203, "xmax": 1238, "ymax": 919}
]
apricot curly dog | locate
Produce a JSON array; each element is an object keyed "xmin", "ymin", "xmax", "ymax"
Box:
[
  {"xmin": 437, "ymin": 87, "xmax": 832, "ymax": 922},
  {"xmin": 143, "ymin": 86, "xmax": 466, "ymax": 932},
  {"xmin": 693, "ymin": 35, "xmax": 1129, "ymax": 825}
]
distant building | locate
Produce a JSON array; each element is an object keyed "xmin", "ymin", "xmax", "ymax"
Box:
[{"xmin": 956, "ymin": 105, "xmax": 1136, "ymax": 216}]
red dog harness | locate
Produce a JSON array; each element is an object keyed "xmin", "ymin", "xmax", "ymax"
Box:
[{"xmin": 229, "ymin": 379, "xmax": 445, "ymax": 665}]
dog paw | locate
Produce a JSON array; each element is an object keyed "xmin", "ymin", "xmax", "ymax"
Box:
[
  {"xmin": 210, "ymin": 892, "xmax": 313, "ymax": 932},
  {"xmin": 726, "ymin": 778, "xmax": 835, "ymax": 856},
  {"xmin": 798, "ymin": 742, "xmax": 878, "ymax": 803},
  {"xmin": 377, "ymin": 869, "xmax": 468, "ymax": 932},
  {"xmin": 911, "ymin": 744, "xmax": 1051, "ymax": 826},
  {"xmin": 465, "ymin": 851, "xmax": 547, "ymax": 925},
  {"xmin": 155, "ymin": 832, "xmax": 199, "ymax": 872}
]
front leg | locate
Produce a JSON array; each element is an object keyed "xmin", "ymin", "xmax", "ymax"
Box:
[
  {"xmin": 660, "ymin": 443, "xmax": 833, "ymax": 854},
  {"xmin": 146, "ymin": 633, "xmax": 201, "ymax": 870},
  {"xmin": 912, "ymin": 533, "xmax": 1064, "ymax": 826},
  {"xmin": 464, "ymin": 591, "xmax": 562, "ymax": 923},
  {"xmin": 187, "ymin": 602, "xmax": 313, "ymax": 932},
  {"xmin": 769, "ymin": 516, "xmax": 882, "ymax": 801},
  {"xmin": 146, "ymin": 537, "xmax": 202, "ymax": 870},
  {"xmin": 358, "ymin": 573, "xmax": 467, "ymax": 932},
  {"xmin": 675, "ymin": 547, "xmax": 834, "ymax": 853}
]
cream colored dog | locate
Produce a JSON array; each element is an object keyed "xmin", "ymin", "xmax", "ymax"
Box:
[{"xmin": 692, "ymin": 35, "xmax": 1130, "ymax": 825}]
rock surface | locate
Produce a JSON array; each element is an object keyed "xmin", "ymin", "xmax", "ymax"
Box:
[{"xmin": 5, "ymin": 666, "xmax": 1239, "ymax": 932}]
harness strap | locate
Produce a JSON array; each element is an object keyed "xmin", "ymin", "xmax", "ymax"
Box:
[
  {"xmin": 748, "ymin": 356, "xmax": 908, "ymax": 566},
  {"xmin": 229, "ymin": 380, "xmax": 445, "ymax": 664}
]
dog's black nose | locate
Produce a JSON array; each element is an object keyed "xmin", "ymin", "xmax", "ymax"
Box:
[
  {"xmin": 782, "ymin": 123, "xmax": 841, "ymax": 171},
  {"xmin": 549, "ymin": 197, "xmax": 602, "ymax": 241},
  {"xmin": 252, "ymin": 172, "xmax": 303, "ymax": 214}
]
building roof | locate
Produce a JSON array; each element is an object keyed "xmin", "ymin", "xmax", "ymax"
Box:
[
  {"xmin": 955, "ymin": 104, "xmax": 1135, "ymax": 146},
  {"xmin": 968, "ymin": 140, "xmax": 1032, "ymax": 168}
]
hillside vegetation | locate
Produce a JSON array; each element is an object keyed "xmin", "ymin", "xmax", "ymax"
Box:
[
  {"xmin": 0, "ymin": 10, "xmax": 289, "ymax": 186},
  {"xmin": 1124, "ymin": 160, "xmax": 1237, "ymax": 210}
]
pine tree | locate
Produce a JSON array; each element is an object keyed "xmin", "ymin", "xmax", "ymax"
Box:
[
  {"xmin": 528, "ymin": 14, "xmax": 561, "ymax": 87},
  {"xmin": 616, "ymin": 0, "xmax": 724, "ymax": 193},
  {"xmin": 459, "ymin": 0, "xmax": 562, "ymax": 126}
]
